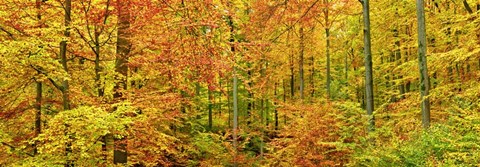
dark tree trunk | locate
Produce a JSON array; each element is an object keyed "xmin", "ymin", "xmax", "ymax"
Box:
[
  {"xmin": 60, "ymin": 0, "xmax": 72, "ymax": 166},
  {"xmin": 113, "ymin": 0, "xmax": 131, "ymax": 164},
  {"xmin": 33, "ymin": 0, "xmax": 43, "ymax": 156},
  {"xmin": 208, "ymin": 88, "xmax": 213, "ymax": 131},
  {"xmin": 326, "ymin": 28, "xmax": 331, "ymax": 99},
  {"xmin": 362, "ymin": 0, "xmax": 375, "ymax": 132},
  {"xmin": 34, "ymin": 82, "xmax": 42, "ymax": 156},
  {"xmin": 299, "ymin": 27, "xmax": 305, "ymax": 100}
]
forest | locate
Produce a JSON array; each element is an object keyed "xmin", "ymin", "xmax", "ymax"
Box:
[{"xmin": 1, "ymin": 0, "xmax": 479, "ymax": 166}]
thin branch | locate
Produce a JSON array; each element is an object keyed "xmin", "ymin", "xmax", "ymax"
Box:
[
  {"xmin": 30, "ymin": 65, "xmax": 64, "ymax": 91},
  {"xmin": 0, "ymin": 27, "xmax": 15, "ymax": 40},
  {"xmin": 269, "ymin": 0, "xmax": 320, "ymax": 42},
  {"xmin": 1, "ymin": 142, "xmax": 34, "ymax": 157}
]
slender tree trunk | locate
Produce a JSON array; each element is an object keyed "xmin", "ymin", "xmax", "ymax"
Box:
[
  {"xmin": 477, "ymin": 2, "xmax": 480, "ymax": 70},
  {"xmin": 229, "ymin": 16, "xmax": 238, "ymax": 167},
  {"xmin": 34, "ymin": 82, "xmax": 42, "ymax": 155},
  {"xmin": 416, "ymin": 0, "xmax": 431, "ymax": 129},
  {"xmin": 60, "ymin": 0, "xmax": 71, "ymax": 111},
  {"xmin": 218, "ymin": 80, "xmax": 222, "ymax": 116},
  {"xmin": 208, "ymin": 88, "xmax": 213, "ymax": 131},
  {"xmin": 113, "ymin": 0, "xmax": 131, "ymax": 163},
  {"xmin": 33, "ymin": 0, "xmax": 43, "ymax": 156},
  {"xmin": 310, "ymin": 53, "xmax": 315, "ymax": 98},
  {"xmin": 326, "ymin": 28, "xmax": 331, "ymax": 99},
  {"xmin": 395, "ymin": 29, "xmax": 405, "ymax": 98},
  {"xmin": 344, "ymin": 48, "xmax": 349, "ymax": 84},
  {"xmin": 227, "ymin": 78, "xmax": 231, "ymax": 128},
  {"xmin": 60, "ymin": 0, "xmax": 72, "ymax": 166},
  {"xmin": 97, "ymin": 27, "xmax": 110, "ymax": 165},
  {"xmin": 95, "ymin": 32, "xmax": 104, "ymax": 97},
  {"xmin": 362, "ymin": 0, "xmax": 375, "ymax": 132},
  {"xmin": 288, "ymin": 32, "xmax": 295, "ymax": 99},
  {"xmin": 274, "ymin": 82, "xmax": 279, "ymax": 130},
  {"xmin": 247, "ymin": 70, "xmax": 253, "ymax": 125},
  {"xmin": 299, "ymin": 27, "xmax": 305, "ymax": 100}
]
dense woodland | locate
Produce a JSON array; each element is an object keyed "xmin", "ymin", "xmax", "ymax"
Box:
[{"xmin": 1, "ymin": 0, "xmax": 480, "ymax": 166}]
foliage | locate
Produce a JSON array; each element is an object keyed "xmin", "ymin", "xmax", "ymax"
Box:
[{"xmin": 1, "ymin": 0, "xmax": 480, "ymax": 166}]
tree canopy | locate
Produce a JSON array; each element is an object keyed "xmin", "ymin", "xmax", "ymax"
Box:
[{"xmin": 1, "ymin": 0, "xmax": 480, "ymax": 166}]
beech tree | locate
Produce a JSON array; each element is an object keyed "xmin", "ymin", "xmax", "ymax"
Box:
[
  {"xmin": 416, "ymin": 0, "xmax": 431, "ymax": 129},
  {"xmin": 361, "ymin": 0, "xmax": 375, "ymax": 131}
]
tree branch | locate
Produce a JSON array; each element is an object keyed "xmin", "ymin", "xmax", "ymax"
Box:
[
  {"xmin": 463, "ymin": 0, "xmax": 474, "ymax": 14},
  {"xmin": 30, "ymin": 65, "xmax": 64, "ymax": 91},
  {"xmin": 269, "ymin": 0, "xmax": 320, "ymax": 42},
  {"xmin": 1, "ymin": 142, "xmax": 34, "ymax": 157}
]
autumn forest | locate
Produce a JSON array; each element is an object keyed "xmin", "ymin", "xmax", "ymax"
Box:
[{"xmin": 1, "ymin": 0, "xmax": 480, "ymax": 166}]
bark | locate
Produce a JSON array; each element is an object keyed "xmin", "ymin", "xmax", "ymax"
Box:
[
  {"xmin": 247, "ymin": 70, "xmax": 253, "ymax": 125},
  {"xmin": 113, "ymin": 0, "xmax": 131, "ymax": 164},
  {"xmin": 362, "ymin": 0, "xmax": 375, "ymax": 132},
  {"xmin": 264, "ymin": 59, "xmax": 269, "ymax": 126},
  {"xmin": 394, "ymin": 29, "xmax": 405, "ymax": 99},
  {"xmin": 94, "ymin": 31, "xmax": 104, "ymax": 97},
  {"xmin": 274, "ymin": 82, "xmax": 279, "ymax": 130},
  {"xmin": 310, "ymin": 53, "xmax": 315, "ymax": 98},
  {"xmin": 218, "ymin": 80, "xmax": 222, "ymax": 116},
  {"xmin": 299, "ymin": 27, "xmax": 305, "ymax": 100},
  {"xmin": 34, "ymin": 82, "xmax": 42, "ymax": 156},
  {"xmin": 477, "ymin": 2, "xmax": 480, "ymax": 70},
  {"xmin": 229, "ymin": 16, "xmax": 238, "ymax": 167},
  {"xmin": 463, "ymin": 0, "xmax": 474, "ymax": 14},
  {"xmin": 60, "ymin": 0, "xmax": 71, "ymax": 111},
  {"xmin": 60, "ymin": 0, "xmax": 72, "ymax": 166},
  {"xmin": 344, "ymin": 48, "xmax": 349, "ymax": 85},
  {"xmin": 208, "ymin": 89, "xmax": 213, "ymax": 131},
  {"xmin": 34, "ymin": 0, "xmax": 43, "ymax": 156},
  {"xmin": 227, "ymin": 78, "xmax": 231, "ymax": 128},
  {"xmin": 288, "ymin": 32, "xmax": 295, "ymax": 98},
  {"xmin": 326, "ymin": 28, "xmax": 331, "ymax": 99},
  {"xmin": 416, "ymin": 0, "xmax": 431, "ymax": 129}
]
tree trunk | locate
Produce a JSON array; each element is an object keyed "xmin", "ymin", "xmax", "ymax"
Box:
[
  {"xmin": 477, "ymin": 1, "xmax": 480, "ymax": 70},
  {"xmin": 208, "ymin": 88, "xmax": 213, "ymax": 131},
  {"xmin": 299, "ymin": 27, "xmax": 305, "ymax": 100},
  {"xmin": 247, "ymin": 70, "xmax": 253, "ymax": 125},
  {"xmin": 416, "ymin": 0, "xmax": 431, "ymax": 129},
  {"xmin": 394, "ymin": 29, "xmax": 405, "ymax": 99},
  {"xmin": 288, "ymin": 31, "xmax": 295, "ymax": 99},
  {"xmin": 34, "ymin": 81, "xmax": 42, "ymax": 156},
  {"xmin": 326, "ymin": 28, "xmax": 331, "ymax": 99},
  {"xmin": 229, "ymin": 16, "xmax": 239, "ymax": 167},
  {"xmin": 311, "ymin": 52, "xmax": 315, "ymax": 98},
  {"xmin": 227, "ymin": 78, "xmax": 231, "ymax": 128},
  {"xmin": 60, "ymin": 0, "xmax": 71, "ymax": 111},
  {"xmin": 274, "ymin": 82, "xmax": 278, "ymax": 130},
  {"xmin": 345, "ymin": 48, "xmax": 349, "ymax": 85},
  {"xmin": 362, "ymin": 0, "xmax": 375, "ymax": 132},
  {"xmin": 95, "ymin": 32, "xmax": 104, "ymax": 97},
  {"xmin": 33, "ymin": 0, "xmax": 43, "ymax": 156},
  {"xmin": 113, "ymin": 0, "xmax": 131, "ymax": 164},
  {"xmin": 60, "ymin": 0, "xmax": 72, "ymax": 166},
  {"xmin": 218, "ymin": 80, "xmax": 222, "ymax": 116}
]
